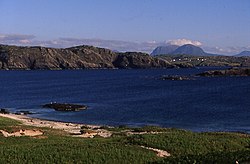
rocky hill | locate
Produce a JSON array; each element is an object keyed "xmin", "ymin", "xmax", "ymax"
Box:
[{"xmin": 0, "ymin": 44, "xmax": 172, "ymax": 70}]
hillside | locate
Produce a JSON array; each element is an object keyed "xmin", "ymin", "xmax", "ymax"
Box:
[
  {"xmin": 158, "ymin": 55, "xmax": 250, "ymax": 68},
  {"xmin": 1, "ymin": 44, "xmax": 250, "ymax": 70},
  {"xmin": 0, "ymin": 44, "xmax": 172, "ymax": 70}
]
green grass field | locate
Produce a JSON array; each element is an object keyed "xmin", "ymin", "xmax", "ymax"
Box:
[{"xmin": 0, "ymin": 116, "xmax": 250, "ymax": 164}]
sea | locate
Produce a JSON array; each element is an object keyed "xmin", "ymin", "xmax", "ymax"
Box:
[{"xmin": 0, "ymin": 67, "xmax": 249, "ymax": 133}]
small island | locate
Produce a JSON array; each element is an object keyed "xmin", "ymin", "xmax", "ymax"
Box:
[{"xmin": 43, "ymin": 103, "xmax": 87, "ymax": 111}]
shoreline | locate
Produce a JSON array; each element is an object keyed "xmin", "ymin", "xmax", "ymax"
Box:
[
  {"xmin": 0, "ymin": 113, "xmax": 101, "ymax": 135},
  {"xmin": 1, "ymin": 113, "xmax": 249, "ymax": 135}
]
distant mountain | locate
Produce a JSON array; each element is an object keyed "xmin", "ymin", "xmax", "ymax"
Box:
[
  {"xmin": 235, "ymin": 51, "xmax": 250, "ymax": 57},
  {"xmin": 151, "ymin": 45, "xmax": 179, "ymax": 55},
  {"xmin": 151, "ymin": 44, "xmax": 217, "ymax": 56},
  {"xmin": 171, "ymin": 44, "xmax": 210, "ymax": 56}
]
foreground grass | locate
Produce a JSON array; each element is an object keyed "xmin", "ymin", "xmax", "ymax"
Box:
[{"xmin": 0, "ymin": 117, "xmax": 250, "ymax": 163}]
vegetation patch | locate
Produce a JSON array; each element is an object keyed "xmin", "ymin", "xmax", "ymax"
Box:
[{"xmin": 0, "ymin": 116, "xmax": 250, "ymax": 163}]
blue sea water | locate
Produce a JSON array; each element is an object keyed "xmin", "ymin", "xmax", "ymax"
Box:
[{"xmin": 0, "ymin": 68, "xmax": 249, "ymax": 133}]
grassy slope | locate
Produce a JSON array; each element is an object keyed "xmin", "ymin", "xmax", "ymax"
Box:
[{"xmin": 0, "ymin": 117, "xmax": 250, "ymax": 164}]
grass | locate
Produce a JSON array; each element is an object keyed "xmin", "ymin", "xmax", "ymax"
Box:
[{"xmin": 0, "ymin": 116, "xmax": 250, "ymax": 163}]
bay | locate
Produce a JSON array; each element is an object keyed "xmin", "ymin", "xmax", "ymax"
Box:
[{"xmin": 0, "ymin": 67, "xmax": 249, "ymax": 133}]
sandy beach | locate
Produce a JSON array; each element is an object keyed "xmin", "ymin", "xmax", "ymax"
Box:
[
  {"xmin": 0, "ymin": 113, "xmax": 171, "ymax": 157},
  {"xmin": 0, "ymin": 113, "xmax": 112, "ymax": 138}
]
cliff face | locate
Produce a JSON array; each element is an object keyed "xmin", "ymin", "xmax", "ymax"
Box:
[{"xmin": 0, "ymin": 45, "xmax": 170, "ymax": 70}]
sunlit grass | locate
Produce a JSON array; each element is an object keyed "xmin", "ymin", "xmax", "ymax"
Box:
[{"xmin": 0, "ymin": 116, "xmax": 250, "ymax": 163}]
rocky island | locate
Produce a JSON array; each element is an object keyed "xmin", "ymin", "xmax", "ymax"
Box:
[{"xmin": 43, "ymin": 103, "xmax": 87, "ymax": 111}]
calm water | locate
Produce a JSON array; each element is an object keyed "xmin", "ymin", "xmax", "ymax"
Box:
[{"xmin": 0, "ymin": 68, "xmax": 250, "ymax": 133}]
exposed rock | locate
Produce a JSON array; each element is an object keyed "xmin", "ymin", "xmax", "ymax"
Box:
[
  {"xmin": 43, "ymin": 103, "xmax": 87, "ymax": 111},
  {"xmin": 198, "ymin": 68, "xmax": 250, "ymax": 77}
]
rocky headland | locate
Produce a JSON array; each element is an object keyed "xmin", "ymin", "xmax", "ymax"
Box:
[{"xmin": 0, "ymin": 44, "xmax": 172, "ymax": 70}]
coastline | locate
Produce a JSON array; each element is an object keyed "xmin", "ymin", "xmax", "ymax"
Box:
[
  {"xmin": 0, "ymin": 113, "xmax": 105, "ymax": 136},
  {"xmin": 1, "ymin": 113, "xmax": 250, "ymax": 162}
]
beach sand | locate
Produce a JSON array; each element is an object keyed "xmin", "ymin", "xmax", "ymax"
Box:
[
  {"xmin": 0, "ymin": 113, "xmax": 170, "ymax": 157},
  {"xmin": 0, "ymin": 113, "xmax": 112, "ymax": 138}
]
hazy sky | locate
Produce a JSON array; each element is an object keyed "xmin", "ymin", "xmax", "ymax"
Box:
[{"xmin": 0, "ymin": 0, "xmax": 250, "ymax": 55}]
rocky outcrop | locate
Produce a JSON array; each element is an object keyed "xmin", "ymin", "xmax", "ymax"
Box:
[
  {"xmin": 198, "ymin": 68, "xmax": 250, "ymax": 77},
  {"xmin": 43, "ymin": 103, "xmax": 87, "ymax": 111},
  {"xmin": 0, "ymin": 44, "xmax": 170, "ymax": 70}
]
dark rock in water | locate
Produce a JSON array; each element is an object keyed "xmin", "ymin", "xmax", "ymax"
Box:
[
  {"xmin": 198, "ymin": 68, "xmax": 250, "ymax": 77},
  {"xmin": 14, "ymin": 111, "xmax": 35, "ymax": 115},
  {"xmin": 160, "ymin": 75, "xmax": 193, "ymax": 81},
  {"xmin": 0, "ymin": 108, "xmax": 10, "ymax": 114},
  {"xmin": 43, "ymin": 103, "xmax": 87, "ymax": 111}
]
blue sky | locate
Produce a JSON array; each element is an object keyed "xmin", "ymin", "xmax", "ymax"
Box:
[{"xmin": 0, "ymin": 0, "xmax": 250, "ymax": 55}]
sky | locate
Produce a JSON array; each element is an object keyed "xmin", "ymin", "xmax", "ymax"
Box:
[{"xmin": 0, "ymin": 0, "xmax": 250, "ymax": 55}]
